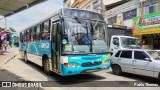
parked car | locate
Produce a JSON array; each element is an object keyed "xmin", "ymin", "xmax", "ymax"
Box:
[{"xmin": 111, "ymin": 49, "xmax": 160, "ymax": 80}]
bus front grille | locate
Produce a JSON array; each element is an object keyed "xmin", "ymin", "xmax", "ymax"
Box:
[{"xmin": 81, "ymin": 62, "xmax": 102, "ymax": 67}]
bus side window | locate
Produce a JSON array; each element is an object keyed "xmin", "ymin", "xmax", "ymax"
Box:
[
  {"xmin": 33, "ymin": 27, "xmax": 37, "ymax": 41},
  {"xmin": 20, "ymin": 32, "xmax": 22, "ymax": 42},
  {"xmin": 30, "ymin": 29, "xmax": 34, "ymax": 42},
  {"xmin": 27, "ymin": 29, "xmax": 30, "ymax": 42},
  {"xmin": 36, "ymin": 25, "xmax": 41, "ymax": 40},
  {"xmin": 24, "ymin": 31, "xmax": 26, "ymax": 42},
  {"xmin": 42, "ymin": 20, "xmax": 50, "ymax": 40}
]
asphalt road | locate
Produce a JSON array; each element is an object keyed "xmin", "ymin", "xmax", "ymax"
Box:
[{"xmin": 4, "ymin": 54, "xmax": 160, "ymax": 90}]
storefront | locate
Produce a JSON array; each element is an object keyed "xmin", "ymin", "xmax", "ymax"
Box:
[{"xmin": 132, "ymin": 11, "xmax": 160, "ymax": 49}]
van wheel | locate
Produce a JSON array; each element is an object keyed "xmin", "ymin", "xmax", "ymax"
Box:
[
  {"xmin": 112, "ymin": 65, "xmax": 122, "ymax": 75},
  {"xmin": 24, "ymin": 53, "xmax": 29, "ymax": 63},
  {"xmin": 43, "ymin": 57, "xmax": 52, "ymax": 75}
]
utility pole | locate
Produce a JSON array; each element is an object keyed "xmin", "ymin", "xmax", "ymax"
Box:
[
  {"xmin": 101, "ymin": 0, "xmax": 103, "ymax": 15},
  {"xmin": 139, "ymin": 0, "xmax": 147, "ymax": 16},
  {"xmin": 5, "ymin": 18, "xmax": 7, "ymax": 31}
]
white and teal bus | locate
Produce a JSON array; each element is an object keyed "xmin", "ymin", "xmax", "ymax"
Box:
[{"xmin": 19, "ymin": 8, "xmax": 111, "ymax": 76}]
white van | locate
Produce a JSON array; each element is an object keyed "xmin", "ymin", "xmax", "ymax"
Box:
[{"xmin": 110, "ymin": 35, "xmax": 140, "ymax": 54}]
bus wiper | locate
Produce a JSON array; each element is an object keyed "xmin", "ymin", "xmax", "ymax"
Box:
[
  {"xmin": 93, "ymin": 20, "xmax": 99, "ymax": 29},
  {"xmin": 74, "ymin": 16, "xmax": 87, "ymax": 29}
]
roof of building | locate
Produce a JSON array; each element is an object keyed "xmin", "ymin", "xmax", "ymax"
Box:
[
  {"xmin": 105, "ymin": 0, "xmax": 131, "ymax": 10},
  {"xmin": 0, "ymin": 0, "xmax": 46, "ymax": 17}
]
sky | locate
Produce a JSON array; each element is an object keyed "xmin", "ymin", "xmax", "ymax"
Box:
[{"xmin": 0, "ymin": 0, "xmax": 63, "ymax": 33}]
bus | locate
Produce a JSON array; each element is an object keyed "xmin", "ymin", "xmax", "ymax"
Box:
[{"xmin": 19, "ymin": 8, "xmax": 111, "ymax": 76}]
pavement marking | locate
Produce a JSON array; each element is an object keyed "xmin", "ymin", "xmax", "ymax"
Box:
[{"xmin": 4, "ymin": 53, "xmax": 18, "ymax": 65}]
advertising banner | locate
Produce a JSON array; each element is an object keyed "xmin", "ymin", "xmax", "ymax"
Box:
[{"xmin": 132, "ymin": 11, "xmax": 160, "ymax": 31}]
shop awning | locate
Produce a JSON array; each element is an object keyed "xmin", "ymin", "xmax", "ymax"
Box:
[
  {"xmin": 133, "ymin": 28, "xmax": 160, "ymax": 35},
  {"xmin": 0, "ymin": 0, "xmax": 46, "ymax": 17}
]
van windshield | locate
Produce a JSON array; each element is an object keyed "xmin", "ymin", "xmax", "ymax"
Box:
[{"xmin": 120, "ymin": 37, "xmax": 140, "ymax": 49}]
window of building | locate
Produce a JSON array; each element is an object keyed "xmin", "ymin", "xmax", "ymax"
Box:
[
  {"xmin": 144, "ymin": 3, "xmax": 158, "ymax": 14},
  {"xmin": 120, "ymin": 51, "xmax": 132, "ymax": 59},
  {"xmin": 108, "ymin": 16, "xmax": 117, "ymax": 24},
  {"xmin": 86, "ymin": 5, "xmax": 91, "ymax": 10},
  {"xmin": 123, "ymin": 9, "xmax": 137, "ymax": 20},
  {"xmin": 93, "ymin": 0, "xmax": 100, "ymax": 12}
]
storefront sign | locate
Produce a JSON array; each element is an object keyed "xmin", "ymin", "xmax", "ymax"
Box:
[
  {"xmin": 132, "ymin": 11, "xmax": 160, "ymax": 30},
  {"xmin": 123, "ymin": 9, "xmax": 137, "ymax": 20}
]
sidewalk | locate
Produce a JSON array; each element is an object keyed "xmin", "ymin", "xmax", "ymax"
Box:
[
  {"xmin": 0, "ymin": 47, "xmax": 19, "ymax": 69},
  {"xmin": 0, "ymin": 47, "xmax": 43, "ymax": 90},
  {"xmin": 0, "ymin": 47, "xmax": 20, "ymax": 81}
]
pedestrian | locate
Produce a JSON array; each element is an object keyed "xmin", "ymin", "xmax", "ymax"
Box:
[
  {"xmin": 7, "ymin": 41, "xmax": 10, "ymax": 49},
  {"xmin": 0, "ymin": 36, "xmax": 2, "ymax": 50}
]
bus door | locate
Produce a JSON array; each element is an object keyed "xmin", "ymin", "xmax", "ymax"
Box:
[{"xmin": 52, "ymin": 22, "xmax": 60, "ymax": 72}]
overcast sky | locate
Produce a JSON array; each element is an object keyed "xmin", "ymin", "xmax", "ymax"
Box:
[{"xmin": 0, "ymin": 0, "xmax": 63, "ymax": 32}]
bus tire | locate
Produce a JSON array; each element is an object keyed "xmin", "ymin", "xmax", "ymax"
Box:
[
  {"xmin": 158, "ymin": 73, "xmax": 160, "ymax": 81},
  {"xmin": 43, "ymin": 57, "xmax": 52, "ymax": 75},
  {"xmin": 24, "ymin": 52, "xmax": 29, "ymax": 63},
  {"xmin": 112, "ymin": 65, "xmax": 122, "ymax": 75}
]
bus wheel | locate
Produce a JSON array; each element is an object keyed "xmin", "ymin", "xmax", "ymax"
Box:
[
  {"xmin": 158, "ymin": 73, "xmax": 160, "ymax": 81},
  {"xmin": 43, "ymin": 57, "xmax": 52, "ymax": 75},
  {"xmin": 24, "ymin": 53, "xmax": 29, "ymax": 63}
]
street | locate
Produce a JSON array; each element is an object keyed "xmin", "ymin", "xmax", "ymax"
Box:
[{"xmin": 0, "ymin": 47, "xmax": 159, "ymax": 90}]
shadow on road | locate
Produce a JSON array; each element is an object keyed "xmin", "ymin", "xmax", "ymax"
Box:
[
  {"xmin": 0, "ymin": 67, "xmax": 43, "ymax": 90},
  {"xmin": 107, "ymin": 71, "xmax": 160, "ymax": 84},
  {"xmin": 18, "ymin": 58, "xmax": 106, "ymax": 86}
]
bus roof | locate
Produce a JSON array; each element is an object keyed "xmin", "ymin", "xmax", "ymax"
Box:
[{"xmin": 20, "ymin": 8, "xmax": 104, "ymax": 32}]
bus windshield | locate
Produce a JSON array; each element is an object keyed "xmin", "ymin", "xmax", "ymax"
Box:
[{"xmin": 62, "ymin": 18, "xmax": 109, "ymax": 54}]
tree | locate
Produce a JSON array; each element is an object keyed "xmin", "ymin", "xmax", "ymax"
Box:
[{"xmin": 8, "ymin": 27, "xmax": 16, "ymax": 32}]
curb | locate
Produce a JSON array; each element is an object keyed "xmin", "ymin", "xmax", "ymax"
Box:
[{"xmin": 4, "ymin": 54, "xmax": 18, "ymax": 64}]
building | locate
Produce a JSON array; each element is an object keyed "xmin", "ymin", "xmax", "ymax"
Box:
[
  {"xmin": 105, "ymin": 0, "xmax": 138, "ymax": 29},
  {"xmin": 133, "ymin": 0, "xmax": 160, "ymax": 49},
  {"xmin": 70, "ymin": 0, "xmax": 103, "ymax": 14},
  {"xmin": 63, "ymin": 0, "xmax": 75, "ymax": 8},
  {"xmin": 71, "ymin": 0, "xmax": 81, "ymax": 8},
  {"xmin": 80, "ymin": 0, "xmax": 102, "ymax": 13}
]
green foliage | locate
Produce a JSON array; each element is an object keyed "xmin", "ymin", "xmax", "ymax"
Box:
[{"xmin": 8, "ymin": 27, "xmax": 16, "ymax": 32}]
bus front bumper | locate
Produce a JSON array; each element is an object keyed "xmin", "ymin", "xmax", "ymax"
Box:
[{"xmin": 60, "ymin": 63, "xmax": 110, "ymax": 76}]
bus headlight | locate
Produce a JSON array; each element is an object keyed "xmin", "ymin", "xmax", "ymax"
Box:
[{"xmin": 64, "ymin": 63, "xmax": 80, "ymax": 68}]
